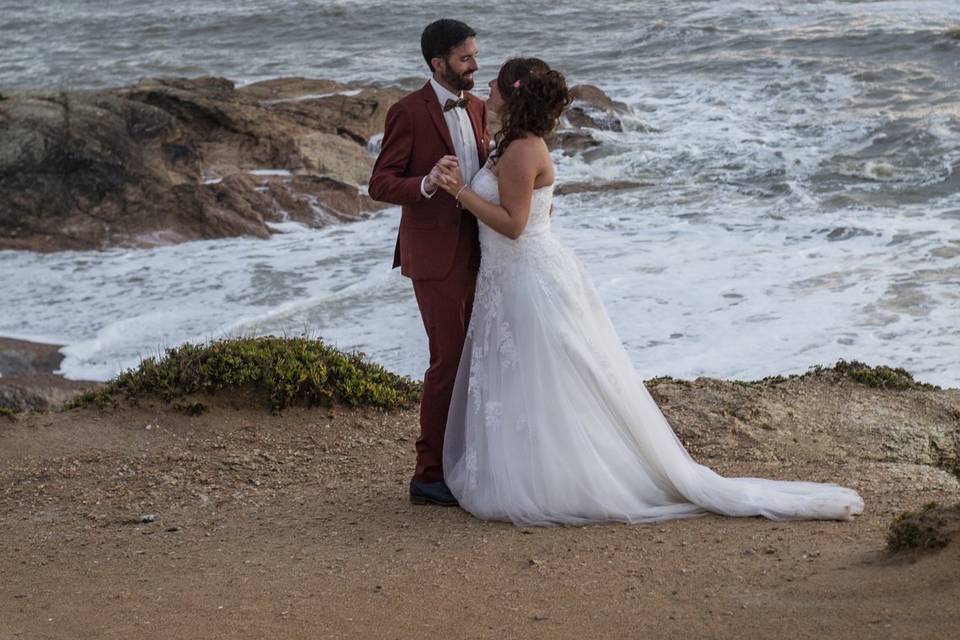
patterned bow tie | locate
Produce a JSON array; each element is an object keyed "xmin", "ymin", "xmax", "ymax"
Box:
[{"xmin": 443, "ymin": 97, "xmax": 470, "ymax": 112}]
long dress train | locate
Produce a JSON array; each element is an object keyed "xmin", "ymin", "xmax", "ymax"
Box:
[{"xmin": 443, "ymin": 163, "xmax": 865, "ymax": 526}]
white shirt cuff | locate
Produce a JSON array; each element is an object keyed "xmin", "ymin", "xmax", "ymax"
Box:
[{"xmin": 420, "ymin": 175, "xmax": 438, "ymax": 198}]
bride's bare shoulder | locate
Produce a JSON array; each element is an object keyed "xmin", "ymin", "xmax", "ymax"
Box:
[{"xmin": 490, "ymin": 136, "xmax": 549, "ymax": 176}]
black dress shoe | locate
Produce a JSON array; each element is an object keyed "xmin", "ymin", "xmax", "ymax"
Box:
[{"xmin": 409, "ymin": 479, "xmax": 459, "ymax": 507}]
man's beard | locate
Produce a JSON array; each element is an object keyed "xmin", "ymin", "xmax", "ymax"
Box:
[{"xmin": 441, "ymin": 66, "xmax": 474, "ymax": 92}]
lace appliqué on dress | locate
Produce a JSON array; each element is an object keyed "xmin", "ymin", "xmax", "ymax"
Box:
[
  {"xmin": 497, "ymin": 321, "xmax": 519, "ymax": 370},
  {"xmin": 465, "ymin": 449, "xmax": 479, "ymax": 490}
]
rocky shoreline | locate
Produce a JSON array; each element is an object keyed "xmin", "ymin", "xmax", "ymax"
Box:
[{"xmin": 0, "ymin": 76, "xmax": 634, "ymax": 252}]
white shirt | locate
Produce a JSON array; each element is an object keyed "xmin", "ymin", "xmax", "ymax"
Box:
[{"xmin": 420, "ymin": 77, "xmax": 481, "ymax": 198}]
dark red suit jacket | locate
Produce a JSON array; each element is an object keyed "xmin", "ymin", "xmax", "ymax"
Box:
[{"xmin": 368, "ymin": 82, "xmax": 490, "ymax": 281}]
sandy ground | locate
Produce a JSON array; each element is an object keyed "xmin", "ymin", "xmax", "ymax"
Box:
[{"xmin": 1, "ymin": 391, "xmax": 958, "ymax": 640}]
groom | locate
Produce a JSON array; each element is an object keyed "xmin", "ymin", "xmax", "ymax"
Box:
[{"xmin": 368, "ymin": 19, "xmax": 490, "ymax": 506}]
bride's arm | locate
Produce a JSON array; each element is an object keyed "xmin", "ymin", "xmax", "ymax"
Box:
[{"xmin": 437, "ymin": 141, "xmax": 540, "ymax": 240}]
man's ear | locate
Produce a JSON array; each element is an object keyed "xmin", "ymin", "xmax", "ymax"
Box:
[{"xmin": 431, "ymin": 56, "xmax": 444, "ymax": 75}]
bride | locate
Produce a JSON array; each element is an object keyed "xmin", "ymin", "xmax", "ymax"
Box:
[{"xmin": 434, "ymin": 57, "xmax": 865, "ymax": 527}]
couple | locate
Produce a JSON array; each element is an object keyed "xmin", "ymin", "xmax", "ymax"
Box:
[{"xmin": 368, "ymin": 19, "xmax": 865, "ymax": 526}]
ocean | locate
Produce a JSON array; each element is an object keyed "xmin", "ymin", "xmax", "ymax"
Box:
[{"xmin": 1, "ymin": 0, "xmax": 959, "ymax": 386}]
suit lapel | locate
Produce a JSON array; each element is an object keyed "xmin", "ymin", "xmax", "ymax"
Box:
[
  {"xmin": 422, "ymin": 82, "xmax": 455, "ymax": 155},
  {"xmin": 466, "ymin": 96, "xmax": 488, "ymax": 166}
]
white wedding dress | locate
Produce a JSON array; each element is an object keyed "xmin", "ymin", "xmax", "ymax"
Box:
[{"xmin": 442, "ymin": 161, "xmax": 865, "ymax": 527}]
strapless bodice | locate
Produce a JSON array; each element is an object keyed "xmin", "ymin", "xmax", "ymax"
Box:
[{"xmin": 469, "ymin": 165, "xmax": 555, "ymax": 251}]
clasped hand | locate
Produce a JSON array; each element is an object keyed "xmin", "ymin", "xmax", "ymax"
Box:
[{"xmin": 428, "ymin": 155, "xmax": 465, "ymax": 196}]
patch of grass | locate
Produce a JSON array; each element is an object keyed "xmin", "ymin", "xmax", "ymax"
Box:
[
  {"xmin": 887, "ymin": 501, "xmax": 953, "ymax": 553},
  {"xmin": 811, "ymin": 359, "xmax": 938, "ymax": 391},
  {"xmin": 728, "ymin": 375, "xmax": 793, "ymax": 387},
  {"xmin": 645, "ymin": 375, "xmax": 690, "ymax": 387},
  {"xmin": 65, "ymin": 336, "xmax": 422, "ymax": 414},
  {"xmin": 751, "ymin": 374, "xmax": 793, "ymax": 385},
  {"xmin": 736, "ymin": 360, "xmax": 936, "ymax": 390},
  {"xmin": 0, "ymin": 406, "xmax": 20, "ymax": 420}
]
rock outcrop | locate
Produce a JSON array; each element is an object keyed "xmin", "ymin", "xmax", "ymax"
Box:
[
  {"xmin": 566, "ymin": 84, "xmax": 631, "ymax": 132},
  {"xmin": 0, "ymin": 76, "xmax": 638, "ymax": 251},
  {"xmin": 549, "ymin": 84, "xmax": 642, "ymax": 158},
  {"xmin": 0, "ymin": 338, "xmax": 102, "ymax": 412},
  {"xmin": 648, "ymin": 367, "xmax": 960, "ymax": 481},
  {"xmin": 0, "ymin": 76, "xmax": 402, "ymax": 252}
]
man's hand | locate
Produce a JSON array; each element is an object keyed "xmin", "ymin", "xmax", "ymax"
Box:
[
  {"xmin": 425, "ymin": 156, "xmax": 460, "ymax": 193},
  {"xmin": 436, "ymin": 155, "xmax": 465, "ymax": 195}
]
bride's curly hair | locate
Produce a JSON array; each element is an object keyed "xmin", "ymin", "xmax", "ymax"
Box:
[{"xmin": 492, "ymin": 57, "xmax": 571, "ymax": 163}]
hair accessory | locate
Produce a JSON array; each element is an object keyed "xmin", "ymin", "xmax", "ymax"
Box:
[{"xmin": 513, "ymin": 79, "xmax": 521, "ymax": 89}]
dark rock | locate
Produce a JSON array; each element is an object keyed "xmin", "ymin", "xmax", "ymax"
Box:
[
  {"xmin": 0, "ymin": 77, "xmax": 641, "ymax": 251},
  {"xmin": 239, "ymin": 77, "xmax": 405, "ymax": 145},
  {"xmin": 566, "ymin": 84, "xmax": 631, "ymax": 132},
  {"xmin": 549, "ymin": 130, "xmax": 601, "ymax": 156},
  {"xmin": 822, "ymin": 226, "xmax": 877, "ymax": 242},
  {"xmin": 554, "ymin": 180, "xmax": 653, "ymax": 197},
  {"xmin": 0, "ymin": 76, "xmax": 396, "ymax": 252}
]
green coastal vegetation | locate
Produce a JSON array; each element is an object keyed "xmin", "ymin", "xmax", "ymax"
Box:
[
  {"xmin": 61, "ymin": 337, "xmax": 943, "ymax": 414},
  {"xmin": 647, "ymin": 358, "xmax": 938, "ymax": 391},
  {"xmin": 59, "ymin": 336, "xmax": 942, "ymax": 418},
  {"xmin": 887, "ymin": 501, "xmax": 960, "ymax": 553},
  {"xmin": 765, "ymin": 358, "xmax": 939, "ymax": 390},
  {"xmin": 65, "ymin": 336, "xmax": 422, "ymax": 414}
]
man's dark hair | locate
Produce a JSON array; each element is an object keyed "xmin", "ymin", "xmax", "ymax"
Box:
[{"xmin": 421, "ymin": 19, "xmax": 477, "ymax": 71}]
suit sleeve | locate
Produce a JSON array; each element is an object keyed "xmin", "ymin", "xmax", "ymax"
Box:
[{"xmin": 368, "ymin": 102, "xmax": 426, "ymax": 205}]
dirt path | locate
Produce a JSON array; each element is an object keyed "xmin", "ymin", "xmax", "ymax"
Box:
[{"xmin": 1, "ymin": 397, "xmax": 957, "ymax": 640}]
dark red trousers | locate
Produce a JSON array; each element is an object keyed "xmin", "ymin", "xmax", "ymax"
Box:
[{"xmin": 409, "ymin": 218, "xmax": 479, "ymax": 483}]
